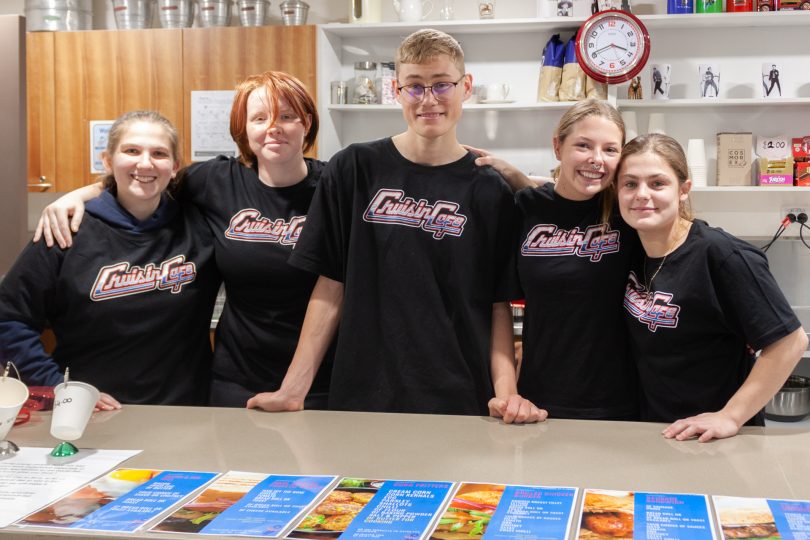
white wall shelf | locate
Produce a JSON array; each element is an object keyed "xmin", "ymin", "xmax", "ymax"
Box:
[{"xmin": 316, "ymin": 9, "xmax": 810, "ymax": 237}]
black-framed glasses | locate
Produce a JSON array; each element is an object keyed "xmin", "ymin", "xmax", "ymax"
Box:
[{"xmin": 396, "ymin": 75, "xmax": 466, "ymax": 104}]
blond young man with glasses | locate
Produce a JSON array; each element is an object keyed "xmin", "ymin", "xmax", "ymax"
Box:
[{"xmin": 248, "ymin": 29, "xmax": 545, "ymax": 424}]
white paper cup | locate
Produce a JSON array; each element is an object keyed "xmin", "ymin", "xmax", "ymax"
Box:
[
  {"xmin": 0, "ymin": 376, "xmax": 28, "ymax": 441},
  {"xmin": 51, "ymin": 381, "xmax": 99, "ymax": 441}
]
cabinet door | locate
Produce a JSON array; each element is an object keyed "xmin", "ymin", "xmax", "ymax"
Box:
[
  {"xmin": 27, "ymin": 31, "xmax": 56, "ymax": 193},
  {"xmin": 181, "ymin": 25, "xmax": 318, "ymax": 160},
  {"xmin": 53, "ymin": 29, "xmax": 184, "ymax": 192}
]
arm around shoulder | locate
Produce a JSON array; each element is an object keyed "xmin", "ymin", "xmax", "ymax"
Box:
[{"xmin": 34, "ymin": 181, "xmax": 104, "ymax": 249}]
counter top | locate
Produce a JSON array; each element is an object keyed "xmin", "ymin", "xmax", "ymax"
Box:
[{"xmin": 2, "ymin": 406, "xmax": 809, "ymax": 538}]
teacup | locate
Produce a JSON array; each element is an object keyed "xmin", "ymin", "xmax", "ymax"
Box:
[
  {"xmin": 392, "ymin": 0, "xmax": 433, "ymax": 21},
  {"xmin": 485, "ymin": 83, "xmax": 510, "ymax": 102}
]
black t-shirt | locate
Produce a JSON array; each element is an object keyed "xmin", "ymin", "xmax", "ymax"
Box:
[
  {"xmin": 288, "ymin": 138, "xmax": 520, "ymax": 415},
  {"xmin": 181, "ymin": 156, "xmax": 332, "ymax": 396},
  {"xmin": 515, "ymin": 183, "xmax": 640, "ymax": 419},
  {"xmin": 623, "ymin": 219, "xmax": 801, "ymax": 425},
  {"xmin": 0, "ymin": 205, "xmax": 219, "ymax": 405}
]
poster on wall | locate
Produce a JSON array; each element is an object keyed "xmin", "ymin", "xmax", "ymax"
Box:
[{"xmin": 191, "ymin": 90, "xmax": 238, "ymax": 162}]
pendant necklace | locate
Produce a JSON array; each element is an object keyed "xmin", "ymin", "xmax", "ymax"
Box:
[{"xmin": 643, "ymin": 223, "xmax": 690, "ymax": 294}]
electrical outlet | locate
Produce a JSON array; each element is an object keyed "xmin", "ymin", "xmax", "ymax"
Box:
[{"xmin": 781, "ymin": 206, "xmax": 807, "ymax": 220}]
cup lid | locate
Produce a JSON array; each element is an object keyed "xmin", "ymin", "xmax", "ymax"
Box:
[{"xmin": 355, "ymin": 61, "xmax": 377, "ymax": 70}]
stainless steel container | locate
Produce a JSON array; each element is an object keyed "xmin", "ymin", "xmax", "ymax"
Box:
[
  {"xmin": 111, "ymin": 0, "xmax": 154, "ymax": 29},
  {"xmin": 237, "ymin": 0, "xmax": 269, "ymax": 26},
  {"xmin": 280, "ymin": 0, "xmax": 308, "ymax": 25},
  {"xmin": 158, "ymin": 0, "xmax": 193, "ymax": 27},
  {"xmin": 765, "ymin": 375, "xmax": 810, "ymax": 422},
  {"xmin": 25, "ymin": 0, "xmax": 92, "ymax": 31},
  {"xmin": 196, "ymin": 0, "xmax": 231, "ymax": 26}
]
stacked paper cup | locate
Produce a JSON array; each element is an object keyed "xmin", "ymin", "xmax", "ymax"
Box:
[{"xmin": 687, "ymin": 139, "xmax": 707, "ymax": 187}]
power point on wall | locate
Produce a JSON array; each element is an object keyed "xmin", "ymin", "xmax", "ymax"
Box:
[{"xmin": 781, "ymin": 207, "xmax": 807, "ymax": 222}]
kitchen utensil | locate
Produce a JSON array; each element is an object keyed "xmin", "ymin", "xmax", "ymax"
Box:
[
  {"xmin": 196, "ymin": 0, "xmax": 230, "ymax": 26},
  {"xmin": 238, "ymin": 0, "xmax": 269, "ymax": 26},
  {"xmin": 280, "ymin": 0, "xmax": 308, "ymax": 24},
  {"xmin": 349, "ymin": 0, "xmax": 381, "ymax": 23},
  {"xmin": 157, "ymin": 0, "xmax": 193, "ymax": 28},
  {"xmin": 765, "ymin": 375, "xmax": 810, "ymax": 422},
  {"xmin": 25, "ymin": 0, "xmax": 92, "ymax": 31},
  {"xmin": 111, "ymin": 0, "xmax": 154, "ymax": 29}
]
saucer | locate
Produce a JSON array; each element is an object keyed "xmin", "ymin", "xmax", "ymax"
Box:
[{"xmin": 479, "ymin": 99, "xmax": 516, "ymax": 104}]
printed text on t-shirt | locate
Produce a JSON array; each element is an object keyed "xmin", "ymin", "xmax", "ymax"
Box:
[
  {"xmin": 90, "ymin": 255, "xmax": 196, "ymax": 301},
  {"xmin": 521, "ymin": 223, "xmax": 620, "ymax": 261},
  {"xmin": 363, "ymin": 189, "xmax": 467, "ymax": 239},
  {"xmin": 224, "ymin": 208, "xmax": 306, "ymax": 245},
  {"xmin": 623, "ymin": 271, "xmax": 681, "ymax": 331}
]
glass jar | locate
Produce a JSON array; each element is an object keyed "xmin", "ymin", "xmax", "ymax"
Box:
[
  {"xmin": 353, "ymin": 61, "xmax": 378, "ymax": 105},
  {"xmin": 380, "ymin": 62, "xmax": 396, "ymax": 105}
]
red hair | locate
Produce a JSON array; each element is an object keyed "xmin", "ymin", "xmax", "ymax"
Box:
[{"xmin": 229, "ymin": 71, "xmax": 319, "ymax": 167}]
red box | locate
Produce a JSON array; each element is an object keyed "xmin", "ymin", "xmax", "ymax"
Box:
[
  {"xmin": 727, "ymin": 0, "xmax": 753, "ymax": 10},
  {"xmin": 797, "ymin": 162, "xmax": 810, "ymax": 187}
]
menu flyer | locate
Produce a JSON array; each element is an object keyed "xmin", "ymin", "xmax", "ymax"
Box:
[
  {"xmin": 19, "ymin": 469, "xmax": 219, "ymax": 533},
  {"xmin": 286, "ymin": 477, "xmax": 455, "ymax": 540},
  {"xmin": 714, "ymin": 495, "xmax": 810, "ymax": 540},
  {"xmin": 16, "ymin": 468, "xmax": 161, "ymax": 528},
  {"xmin": 427, "ymin": 482, "xmax": 578, "ymax": 540},
  {"xmin": 577, "ymin": 489, "xmax": 715, "ymax": 540}
]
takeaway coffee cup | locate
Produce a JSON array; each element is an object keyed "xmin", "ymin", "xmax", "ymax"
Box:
[
  {"xmin": 51, "ymin": 381, "xmax": 99, "ymax": 441},
  {"xmin": 0, "ymin": 375, "xmax": 28, "ymax": 442}
]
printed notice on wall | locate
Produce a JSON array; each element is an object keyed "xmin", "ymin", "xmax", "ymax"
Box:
[
  {"xmin": 577, "ymin": 489, "xmax": 716, "ymax": 540},
  {"xmin": 714, "ymin": 495, "xmax": 810, "ymax": 540},
  {"xmin": 427, "ymin": 482, "xmax": 578, "ymax": 540},
  {"xmin": 90, "ymin": 120, "xmax": 114, "ymax": 174},
  {"xmin": 191, "ymin": 90, "xmax": 238, "ymax": 162}
]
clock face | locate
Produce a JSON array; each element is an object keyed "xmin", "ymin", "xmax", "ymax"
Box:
[{"xmin": 575, "ymin": 10, "xmax": 651, "ymax": 84}]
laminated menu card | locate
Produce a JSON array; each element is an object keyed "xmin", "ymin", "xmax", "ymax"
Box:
[
  {"xmin": 286, "ymin": 477, "xmax": 455, "ymax": 540},
  {"xmin": 17, "ymin": 468, "xmax": 161, "ymax": 528},
  {"xmin": 426, "ymin": 482, "xmax": 578, "ymax": 540},
  {"xmin": 714, "ymin": 495, "xmax": 810, "ymax": 540},
  {"xmin": 19, "ymin": 469, "xmax": 219, "ymax": 533},
  {"xmin": 577, "ymin": 489, "xmax": 716, "ymax": 540},
  {"xmin": 152, "ymin": 472, "xmax": 336, "ymax": 537}
]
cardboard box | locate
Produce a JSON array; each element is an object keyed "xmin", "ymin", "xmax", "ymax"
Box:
[
  {"xmin": 797, "ymin": 162, "xmax": 810, "ymax": 187},
  {"xmin": 758, "ymin": 156, "xmax": 794, "ymax": 186},
  {"xmin": 717, "ymin": 132, "xmax": 753, "ymax": 186}
]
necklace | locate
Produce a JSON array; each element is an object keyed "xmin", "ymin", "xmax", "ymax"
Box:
[{"xmin": 643, "ymin": 254, "xmax": 666, "ymax": 293}]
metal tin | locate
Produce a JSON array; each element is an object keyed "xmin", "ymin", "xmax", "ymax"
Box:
[{"xmin": 280, "ymin": 0, "xmax": 309, "ymax": 25}]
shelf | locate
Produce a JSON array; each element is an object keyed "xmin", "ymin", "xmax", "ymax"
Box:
[
  {"xmin": 617, "ymin": 98, "xmax": 810, "ymax": 108},
  {"xmin": 328, "ymin": 102, "xmax": 574, "ymax": 112},
  {"xmin": 319, "ymin": 11, "xmax": 810, "ymax": 37}
]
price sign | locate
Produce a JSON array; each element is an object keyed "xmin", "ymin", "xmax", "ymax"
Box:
[{"xmin": 757, "ymin": 135, "xmax": 790, "ymax": 159}]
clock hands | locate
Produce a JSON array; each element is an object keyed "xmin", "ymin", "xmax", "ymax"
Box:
[{"xmin": 593, "ymin": 42, "xmax": 628, "ymax": 56}]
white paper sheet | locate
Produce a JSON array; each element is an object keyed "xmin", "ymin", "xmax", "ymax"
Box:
[
  {"xmin": 0, "ymin": 447, "xmax": 141, "ymax": 528},
  {"xmin": 191, "ymin": 90, "xmax": 238, "ymax": 162}
]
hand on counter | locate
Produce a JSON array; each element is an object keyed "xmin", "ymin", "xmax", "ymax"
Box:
[
  {"xmin": 488, "ymin": 394, "xmax": 548, "ymax": 425},
  {"xmin": 662, "ymin": 411, "xmax": 741, "ymax": 443},
  {"xmin": 246, "ymin": 391, "xmax": 304, "ymax": 412},
  {"xmin": 95, "ymin": 392, "xmax": 122, "ymax": 412}
]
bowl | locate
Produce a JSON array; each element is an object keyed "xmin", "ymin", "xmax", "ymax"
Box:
[{"xmin": 765, "ymin": 375, "xmax": 810, "ymax": 422}]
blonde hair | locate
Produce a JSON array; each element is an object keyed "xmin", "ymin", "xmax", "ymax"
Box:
[
  {"xmin": 618, "ymin": 133, "xmax": 694, "ymax": 221},
  {"xmin": 102, "ymin": 110, "xmax": 180, "ymax": 196},
  {"xmin": 553, "ymin": 100, "xmax": 625, "ymax": 223},
  {"xmin": 395, "ymin": 29, "xmax": 465, "ymax": 76}
]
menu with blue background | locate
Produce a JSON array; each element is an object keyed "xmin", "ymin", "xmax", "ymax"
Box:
[{"xmin": 714, "ymin": 495, "xmax": 810, "ymax": 540}]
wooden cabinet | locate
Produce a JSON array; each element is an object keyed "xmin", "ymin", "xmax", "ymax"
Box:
[{"xmin": 26, "ymin": 25, "xmax": 317, "ymax": 193}]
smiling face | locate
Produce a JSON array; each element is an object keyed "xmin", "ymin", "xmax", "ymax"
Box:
[
  {"xmin": 245, "ymin": 86, "xmax": 309, "ymax": 170},
  {"xmin": 617, "ymin": 150, "xmax": 691, "ymax": 235},
  {"xmin": 103, "ymin": 120, "xmax": 179, "ymax": 219},
  {"xmin": 396, "ymin": 55, "xmax": 471, "ymax": 142},
  {"xmin": 553, "ymin": 115, "xmax": 623, "ymax": 201}
]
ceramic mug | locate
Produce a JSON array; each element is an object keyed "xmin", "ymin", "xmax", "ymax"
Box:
[
  {"xmin": 393, "ymin": 0, "xmax": 433, "ymax": 21},
  {"xmin": 485, "ymin": 82, "xmax": 510, "ymax": 102}
]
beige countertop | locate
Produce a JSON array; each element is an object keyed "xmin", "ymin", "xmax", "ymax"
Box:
[{"xmin": 2, "ymin": 406, "xmax": 810, "ymax": 539}]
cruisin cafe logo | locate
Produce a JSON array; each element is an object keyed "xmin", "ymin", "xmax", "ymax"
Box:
[
  {"xmin": 363, "ymin": 189, "xmax": 467, "ymax": 239},
  {"xmin": 623, "ymin": 271, "xmax": 681, "ymax": 332},
  {"xmin": 90, "ymin": 255, "xmax": 196, "ymax": 301},
  {"xmin": 521, "ymin": 223, "xmax": 620, "ymax": 262},
  {"xmin": 225, "ymin": 208, "xmax": 306, "ymax": 245}
]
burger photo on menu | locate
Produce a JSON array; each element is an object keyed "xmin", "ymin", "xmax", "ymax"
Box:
[
  {"xmin": 713, "ymin": 496, "xmax": 779, "ymax": 540},
  {"xmin": 429, "ymin": 483, "xmax": 505, "ymax": 540},
  {"xmin": 578, "ymin": 490, "xmax": 635, "ymax": 540}
]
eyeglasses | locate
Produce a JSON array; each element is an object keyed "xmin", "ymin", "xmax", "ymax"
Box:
[{"xmin": 396, "ymin": 76, "xmax": 466, "ymax": 104}]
